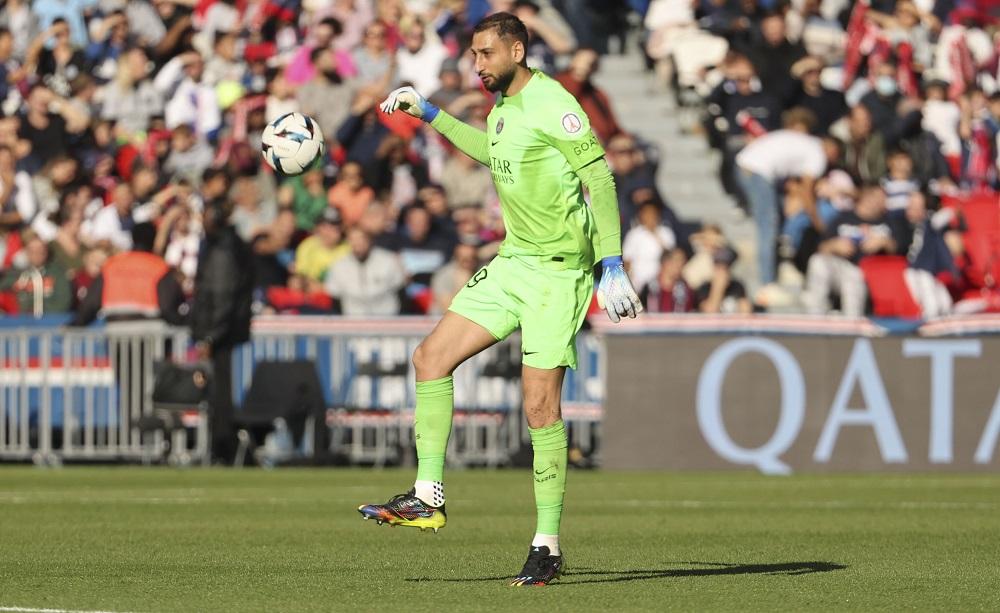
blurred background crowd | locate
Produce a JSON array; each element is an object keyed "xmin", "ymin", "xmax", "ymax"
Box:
[
  {"xmin": 0, "ymin": 0, "xmax": 997, "ymax": 322},
  {"xmin": 650, "ymin": 0, "xmax": 1000, "ymax": 318}
]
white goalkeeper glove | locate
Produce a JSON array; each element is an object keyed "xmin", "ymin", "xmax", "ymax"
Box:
[
  {"xmin": 596, "ymin": 256, "xmax": 643, "ymax": 323},
  {"xmin": 379, "ymin": 86, "xmax": 440, "ymax": 122}
]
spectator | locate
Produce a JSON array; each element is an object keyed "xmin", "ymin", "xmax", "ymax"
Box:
[
  {"xmin": 736, "ymin": 107, "xmax": 826, "ymax": 287},
  {"xmin": 286, "ymin": 17, "xmax": 344, "ymax": 87},
  {"xmin": 297, "ymin": 207, "xmax": 349, "ymax": 293},
  {"xmin": 191, "ymin": 199, "xmax": 254, "ymax": 464},
  {"xmin": 881, "ymin": 149, "xmax": 921, "ymax": 217},
  {"xmin": 704, "ymin": 54, "xmax": 782, "ymax": 205},
  {"xmin": 337, "ymin": 89, "xmax": 392, "ymax": 175},
  {"xmin": 0, "ymin": 0, "xmax": 36, "ymax": 60},
  {"xmin": 640, "ymin": 248, "xmax": 697, "ymax": 313},
  {"xmin": 622, "ymin": 200, "xmax": 676, "ymax": 294},
  {"xmin": 606, "ymin": 132, "xmax": 659, "ymax": 228},
  {"xmin": 513, "ymin": 0, "xmax": 573, "ymax": 75},
  {"xmin": 352, "ymin": 20, "xmax": 395, "ymax": 88},
  {"xmin": 555, "ymin": 47, "xmax": 622, "ymax": 143},
  {"xmin": 958, "ymin": 88, "xmax": 999, "ymax": 191},
  {"xmin": 840, "ymin": 105, "xmax": 887, "ymax": 187},
  {"xmin": 0, "ymin": 234, "xmax": 72, "ymax": 316},
  {"xmin": 83, "ymin": 183, "xmax": 140, "ymax": 251},
  {"xmin": 25, "ymin": 19, "xmax": 86, "ymax": 97},
  {"xmin": 202, "ymin": 30, "xmax": 246, "ymax": 87},
  {"xmin": 279, "ymin": 166, "xmax": 328, "ymax": 232},
  {"xmin": 297, "ymin": 47, "xmax": 357, "ymax": 143},
  {"xmin": 438, "ymin": 143, "xmax": 494, "ymax": 209},
  {"xmin": 155, "ymin": 200, "xmax": 201, "ymax": 294},
  {"xmin": 98, "ymin": 46, "xmax": 163, "ymax": 140},
  {"xmin": 18, "ymin": 85, "xmax": 88, "ymax": 172},
  {"xmin": 0, "ymin": 145, "xmax": 37, "ymax": 231},
  {"xmin": 85, "ymin": 10, "xmax": 134, "ymax": 82},
  {"xmin": 70, "ymin": 222, "xmax": 186, "ymax": 325},
  {"xmin": 803, "ymin": 186, "xmax": 907, "ymax": 317},
  {"xmin": 155, "ymin": 51, "xmax": 222, "ymax": 139},
  {"xmin": 164, "ymin": 125, "xmax": 215, "ymax": 183},
  {"xmin": 787, "ymin": 56, "xmax": 847, "ymax": 135},
  {"xmin": 324, "ymin": 226, "xmax": 405, "ymax": 316},
  {"xmin": 396, "ymin": 15, "xmax": 448, "ymax": 96},
  {"xmin": 231, "ymin": 174, "xmax": 278, "ymax": 243},
  {"xmin": 384, "ymin": 204, "xmax": 455, "ymax": 286},
  {"xmin": 327, "ymin": 160, "xmax": 375, "ymax": 227},
  {"xmin": 859, "ymin": 60, "xmax": 921, "ymax": 144},
  {"xmin": 431, "ymin": 240, "xmax": 480, "ymax": 314},
  {"xmin": 696, "ymin": 246, "xmax": 752, "ymax": 314},
  {"xmin": 734, "ymin": 11, "xmax": 806, "ymax": 105}
]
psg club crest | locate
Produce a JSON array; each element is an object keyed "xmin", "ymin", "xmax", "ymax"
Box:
[
  {"xmin": 561, "ymin": 112, "xmax": 582, "ymax": 134},
  {"xmin": 496, "ymin": 118, "xmax": 504, "ymax": 134}
]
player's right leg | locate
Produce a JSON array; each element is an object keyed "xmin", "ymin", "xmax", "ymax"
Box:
[{"xmin": 358, "ymin": 311, "xmax": 498, "ymax": 531}]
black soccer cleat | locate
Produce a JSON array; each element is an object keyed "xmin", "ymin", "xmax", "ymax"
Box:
[
  {"xmin": 510, "ymin": 545, "xmax": 563, "ymax": 586},
  {"xmin": 357, "ymin": 489, "xmax": 446, "ymax": 532}
]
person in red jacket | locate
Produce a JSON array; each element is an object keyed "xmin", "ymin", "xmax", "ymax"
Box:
[{"xmin": 554, "ymin": 47, "xmax": 622, "ymax": 144}]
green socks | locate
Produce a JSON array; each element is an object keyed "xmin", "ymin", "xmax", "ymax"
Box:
[
  {"xmin": 414, "ymin": 376, "xmax": 454, "ymax": 484},
  {"xmin": 529, "ymin": 420, "xmax": 568, "ymax": 538}
]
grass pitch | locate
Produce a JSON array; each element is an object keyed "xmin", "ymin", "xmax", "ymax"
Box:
[{"xmin": 0, "ymin": 468, "xmax": 998, "ymax": 612}]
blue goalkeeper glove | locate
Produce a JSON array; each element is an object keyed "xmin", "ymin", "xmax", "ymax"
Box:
[
  {"xmin": 379, "ymin": 86, "xmax": 439, "ymax": 122},
  {"xmin": 596, "ymin": 256, "xmax": 643, "ymax": 323}
]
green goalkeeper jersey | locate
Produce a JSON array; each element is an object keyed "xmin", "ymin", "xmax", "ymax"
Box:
[{"xmin": 485, "ymin": 69, "xmax": 606, "ymax": 269}]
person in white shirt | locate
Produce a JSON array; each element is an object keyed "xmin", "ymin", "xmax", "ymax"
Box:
[
  {"xmin": 396, "ymin": 16, "xmax": 449, "ymax": 97},
  {"xmin": 154, "ymin": 51, "xmax": 221, "ymax": 139},
  {"xmin": 622, "ymin": 200, "xmax": 676, "ymax": 293},
  {"xmin": 735, "ymin": 107, "xmax": 826, "ymax": 287},
  {"xmin": 325, "ymin": 226, "xmax": 406, "ymax": 316}
]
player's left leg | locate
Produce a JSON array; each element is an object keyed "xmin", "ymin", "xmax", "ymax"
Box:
[
  {"xmin": 510, "ymin": 364, "xmax": 568, "ymax": 586},
  {"xmin": 507, "ymin": 257, "xmax": 593, "ymax": 586}
]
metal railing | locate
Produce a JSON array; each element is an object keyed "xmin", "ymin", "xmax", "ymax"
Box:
[{"xmin": 0, "ymin": 317, "xmax": 605, "ymax": 467}]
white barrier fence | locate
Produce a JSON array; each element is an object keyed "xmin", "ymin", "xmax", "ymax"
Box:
[{"xmin": 0, "ymin": 317, "xmax": 605, "ymax": 466}]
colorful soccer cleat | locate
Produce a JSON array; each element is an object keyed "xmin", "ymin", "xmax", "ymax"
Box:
[
  {"xmin": 357, "ymin": 489, "xmax": 447, "ymax": 532},
  {"xmin": 510, "ymin": 546, "xmax": 563, "ymax": 586}
]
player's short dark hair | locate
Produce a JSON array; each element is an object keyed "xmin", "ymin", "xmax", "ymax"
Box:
[{"xmin": 473, "ymin": 12, "xmax": 529, "ymax": 50}]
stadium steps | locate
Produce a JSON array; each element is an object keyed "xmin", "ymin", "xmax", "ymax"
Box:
[{"xmin": 594, "ymin": 52, "xmax": 760, "ymax": 289}]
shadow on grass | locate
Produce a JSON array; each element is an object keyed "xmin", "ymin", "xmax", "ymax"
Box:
[{"xmin": 406, "ymin": 561, "xmax": 847, "ymax": 585}]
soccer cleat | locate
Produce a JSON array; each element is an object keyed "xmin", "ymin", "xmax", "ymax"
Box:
[
  {"xmin": 510, "ymin": 546, "xmax": 563, "ymax": 586},
  {"xmin": 357, "ymin": 489, "xmax": 446, "ymax": 532}
]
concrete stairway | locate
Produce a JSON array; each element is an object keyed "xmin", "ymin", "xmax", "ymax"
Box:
[{"xmin": 592, "ymin": 49, "xmax": 760, "ymax": 288}]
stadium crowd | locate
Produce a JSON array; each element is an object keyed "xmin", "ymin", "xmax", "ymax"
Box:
[
  {"xmin": 0, "ymin": 0, "xmax": 643, "ymax": 320},
  {"xmin": 646, "ymin": 0, "xmax": 1000, "ymax": 317},
  {"xmin": 0, "ymin": 0, "xmax": 997, "ymax": 322}
]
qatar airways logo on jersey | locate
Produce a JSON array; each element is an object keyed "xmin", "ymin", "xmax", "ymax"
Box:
[{"xmin": 490, "ymin": 156, "xmax": 515, "ymax": 185}]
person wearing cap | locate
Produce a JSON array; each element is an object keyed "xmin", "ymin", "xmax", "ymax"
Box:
[
  {"xmin": 296, "ymin": 207, "xmax": 349, "ymax": 293},
  {"xmin": 787, "ymin": 56, "xmax": 847, "ymax": 135},
  {"xmin": 696, "ymin": 244, "xmax": 752, "ymax": 314}
]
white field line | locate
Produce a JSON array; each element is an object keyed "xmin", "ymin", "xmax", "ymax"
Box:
[
  {"xmin": 0, "ymin": 607, "xmax": 133, "ymax": 613},
  {"xmin": 605, "ymin": 499, "xmax": 1000, "ymax": 511}
]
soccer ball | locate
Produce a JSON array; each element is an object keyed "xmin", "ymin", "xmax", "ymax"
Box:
[{"xmin": 261, "ymin": 112, "xmax": 325, "ymax": 175}]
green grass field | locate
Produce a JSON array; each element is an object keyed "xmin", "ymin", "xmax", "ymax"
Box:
[{"xmin": 1, "ymin": 468, "xmax": 998, "ymax": 612}]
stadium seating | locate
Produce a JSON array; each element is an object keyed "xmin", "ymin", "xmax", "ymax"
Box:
[{"xmin": 859, "ymin": 255, "xmax": 923, "ymax": 319}]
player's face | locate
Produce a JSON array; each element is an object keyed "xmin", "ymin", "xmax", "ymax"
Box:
[{"xmin": 470, "ymin": 29, "xmax": 521, "ymax": 93}]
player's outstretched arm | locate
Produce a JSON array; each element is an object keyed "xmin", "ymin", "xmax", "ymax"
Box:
[
  {"xmin": 576, "ymin": 159, "xmax": 643, "ymax": 323},
  {"xmin": 380, "ymin": 86, "xmax": 489, "ymax": 166}
]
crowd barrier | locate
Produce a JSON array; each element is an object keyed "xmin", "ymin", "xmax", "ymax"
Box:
[{"xmin": 0, "ymin": 316, "xmax": 603, "ymax": 466}]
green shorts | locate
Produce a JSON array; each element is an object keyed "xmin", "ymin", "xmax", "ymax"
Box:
[{"xmin": 448, "ymin": 254, "xmax": 594, "ymax": 370}]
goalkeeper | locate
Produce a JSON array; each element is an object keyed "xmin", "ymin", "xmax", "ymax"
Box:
[{"xmin": 358, "ymin": 11, "xmax": 642, "ymax": 586}]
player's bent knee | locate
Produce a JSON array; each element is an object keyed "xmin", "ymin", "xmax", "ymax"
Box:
[{"xmin": 412, "ymin": 342, "xmax": 449, "ymax": 381}]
